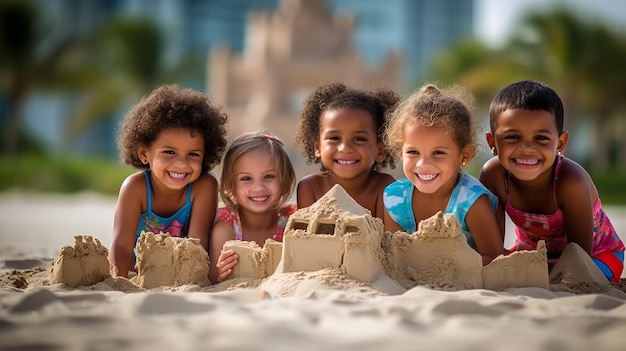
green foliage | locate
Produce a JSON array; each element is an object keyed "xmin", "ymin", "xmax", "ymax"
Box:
[
  {"xmin": 0, "ymin": 153, "xmax": 133, "ymax": 195},
  {"xmin": 589, "ymin": 170, "xmax": 626, "ymax": 205}
]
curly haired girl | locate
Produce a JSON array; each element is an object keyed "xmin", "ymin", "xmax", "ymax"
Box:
[
  {"xmin": 295, "ymin": 82, "xmax": 399, "ymax": 219},
  {"xmin": 110, "ymin": 84, "xmax": 228, "ymax": 278},
  {"xmin": 383, "ymin": 83, "xmax": 504, "ymax": 265}
]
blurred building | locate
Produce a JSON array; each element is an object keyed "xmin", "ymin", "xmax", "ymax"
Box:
[
  {"xmin": 23, "ymin": 0, "xmax": 474, "ymax": 155},
  {"xmin": 115, "ymin": 0, "xmax": 475, "ymax": 90},
  {"xmin": 207, "ymin": 0, "xmax": 404, "ymax": 180},
  {"xmin": 129, "ymin": 0, "xmax": 474, "ymax": 90}
]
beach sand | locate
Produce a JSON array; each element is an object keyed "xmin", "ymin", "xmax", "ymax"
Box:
[{"xmin": 1, "ymin": 190, "xmax": 626, "ymax": 350}]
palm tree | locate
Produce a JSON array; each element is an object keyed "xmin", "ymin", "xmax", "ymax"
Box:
[
  {"xmin": 0, "ymin": 0, "xmax": 90, "ymax": 154},
  {"xmin": 62, "ymin": 17, "xmax": 199, "ymax": 146}
]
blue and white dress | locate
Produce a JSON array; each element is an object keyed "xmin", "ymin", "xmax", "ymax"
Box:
[{"xmin": 383, "ymin": 172, "xmax": 498, "ymax": 250}]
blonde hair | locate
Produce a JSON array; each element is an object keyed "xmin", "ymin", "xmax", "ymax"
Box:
[
  {"xmin": 385, "ymin": 84, "xmax": 478, "ymax": 158},
  {"xmin": 219, "ymin": 131, "xmax": 296, "ymax": 210}
]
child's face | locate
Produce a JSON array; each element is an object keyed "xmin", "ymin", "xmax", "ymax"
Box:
[
  {"xmin": 138, "ymin": 128, "xmax": 204, "ymax": 190},
  {"xmin": 486, "ymin": 108, "xmax": 568, "ymax": 181},
  {"xmin": 233, "ymin": 148, "xmax": 282, "ymax": 213},
  {"xmin": 402, "ymin": 122, "xmax": 469, "ymax": 195},
  {"xmin": 315, "ymin": 108, "xmax": 384, "ymax": 179}
]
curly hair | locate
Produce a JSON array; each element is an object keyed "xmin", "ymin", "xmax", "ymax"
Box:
[
  {"xmin": 219, "ymin": 131, "xmax": 296, "ymax": 210},
  {"xmin": 295, "ymin": 82, "xmax": 399, "ymax": 171},
  {"xmin": 116, "ymin": 84, "xmax": 228, "ymax": 172},
  {"xmin": 385, "ymin": 83, "xmax": 479, "ymax": 159}
]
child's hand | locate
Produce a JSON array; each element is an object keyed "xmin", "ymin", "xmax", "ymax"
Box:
[{"xmin": 215, "ymin": 249, "xmax": 238, "ymax": 282}]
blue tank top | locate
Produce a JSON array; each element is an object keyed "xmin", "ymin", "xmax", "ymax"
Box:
[
  {"xmin": 135, "ymin": 170, "xmax": 193, "ymax": 241},
  {"xmin": 383, "ymin": 172, "xmax": 498, "ymax": 250}
]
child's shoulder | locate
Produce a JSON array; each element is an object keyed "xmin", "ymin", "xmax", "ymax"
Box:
[
  {"xmin": 297, "ymin": 172, "xmax": 328, "ymax": 186},
  {"xmin": 369, "ymin": 171, "xmax": 396, "ymax": 188},
  {"xmin": 191, "ymin": 171, "xmax": 218, "ymax": 191},
  {"xmin": 478, "ymin": 156, "xmax": 505, "ymax": 189},
  {"xmin": 480, "ymin": 156, "xmax": 503, "ymax": 175},
  {"xmin": 121, "ymin": 171, "xmax": 148, "ymax": 189},
  {"xmin": 556, "ymin": 157, "xmax": 595, "ymax": 189},
  {"xmin": 117, "ymin": 171, "xmax": 148, "ymax": 201}
]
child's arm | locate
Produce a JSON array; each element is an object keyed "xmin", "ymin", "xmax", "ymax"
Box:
[
  {"xmin": 187, "ymin": 173, "xmax": 218, "ymax": 252},
  {"xmin": 465, "ymin": 194, "xmax": 505, "ymax": 265},
  {"xmin": 110, "ymin": 174, "xmax": 144, "ymax": 278},
  {"xmin": 296, "ymin": 176, "xmax": 317, "ymax": 209},
  {"xmin": 383, "ymin": 208, "xmax": 403, "ymax": 233},
  {"xmin": 372, "ymin": 172, "xmax": 396, "ymax": 220},
  {"xmin": 479, "ymin": 157, "xmax": 507, "ymax": 242},
  {"xmin": 556, "ymin": 160, "xmax": 595, "ymax": 255},
  {"xmin": 209, "ymin": 220, "xmax": 237, "ymax": 284}
]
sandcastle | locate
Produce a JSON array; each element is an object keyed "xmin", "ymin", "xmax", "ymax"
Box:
[
  {"xmin": 48, "ymin": 186, "xmax": 611, "ymax": 292},
  {"xmin": 133, "ymin": 232, "xmax": 210, "ymax": 289},
  {"xmin": 225, "ymin": 184, "xmax": 552, "ymax": 291},
  {"xmin": 222, "ymin": 238, "xmax": 283, "ymax": 280},
  {"xmin": 50, "ymin": 232, "xmax": 210, "ymax": 289},
  {"xmin": 221, "ymin": 185, "xmax": 385, "ymax": 282},
  {"xmin": 49, "ymin": 235, "xmax": 111, "ymax": 288}
]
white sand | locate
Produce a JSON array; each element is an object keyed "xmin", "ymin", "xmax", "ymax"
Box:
[{"xmin": 1, "ymin": 191, "xmax": 626, "ymax": 350}]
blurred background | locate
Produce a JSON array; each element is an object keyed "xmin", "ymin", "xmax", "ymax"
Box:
[{"xmin": 1, "ymin": 0, "xmax": 625, "ymax": 203}]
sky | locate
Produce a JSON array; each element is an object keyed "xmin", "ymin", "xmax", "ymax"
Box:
[{"xmin": 475, "ymin": 0, "xmax": 626, "ymax": 46}]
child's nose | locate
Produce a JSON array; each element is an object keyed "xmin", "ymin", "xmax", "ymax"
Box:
[
  {"xmin": 250, "ymin": 180, "xmax": 265, "ymax": 191},
  {"xmin": 520, "ymin": 140, "xmax": 536, "ymax": 151},
  {"xmin": 338, "ymin": 141, "xmax": 353, "ymax": 153},
  {"xmin": 414, "ymin": 157, "xmax": 431, "ymax": 168}
]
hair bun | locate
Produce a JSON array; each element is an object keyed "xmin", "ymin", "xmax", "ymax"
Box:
[{"xmin": 420, "ymin": 84, "xmax": 441, "ymax": 96}]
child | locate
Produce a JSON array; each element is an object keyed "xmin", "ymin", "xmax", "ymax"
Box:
[
  {"xmin": 210, "ymin": 131, "xmax": 296, "ymax": 283},
  {"xmin": 383, "ymin": 84, "xmax": 504, "ymax": 265},
  {"xmin": 480, "ymin": 80, "xmax": 625, "ymax": 281},
  {"xmin": 110, "ymin": 84, "xmax": 228, "ymax": 278},
  {"xmin": 295, "ymin": 82, "xmax": 399, "ymax": 218}
]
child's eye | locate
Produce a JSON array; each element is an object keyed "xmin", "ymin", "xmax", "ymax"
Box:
[
  {"xmin": 354, "ymin": 137, "xmax": 367, "ymax": 142},
  {"xmin": 264, "ymin": 174, "xmax": 276, "ymax": 180},
  {"xmin": 189, "ymin": 152, "xmax": 201, "ymax": 157},
  {"xmin": 433, "ymin": 150, "xmax": 446, "ymax": 156},
  {"xmin": 535, "ymin": 135, "xmax": 550, "ymax": 141},
  {"xmin": 326, "ymin": 136, "xmax": 340, "ymax": 141},
  {"xmin": 163, "ymin": 150, "xmax": 175, "ymax": 155},
  {"xmin": 405, "ymin": 150, "xmax": 419, "ymax": 155},
  {"xmin": 239, "ymin": 176, "xmax": 252, "ymax": 182},
  {"xmin": 503, "ymin": 135, "xmax": 520, "ymax": 140}
]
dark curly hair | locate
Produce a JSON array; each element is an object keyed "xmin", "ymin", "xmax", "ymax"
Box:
[
  {"xmin": 116, "ymin": 84, "xmax": 228, "ymax": 172},
  {"xmin": 295, "ymin": 82, "xmax": 399, "ymax": 171}
]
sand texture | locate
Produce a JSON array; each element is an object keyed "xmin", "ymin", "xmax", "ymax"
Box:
[{"xmin": 1, "ymin": 189, "xmax": 626, "ymax": 350}]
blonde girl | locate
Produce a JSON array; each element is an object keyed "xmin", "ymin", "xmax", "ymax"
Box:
[
  {"xmin": 210, "ymin": 131, "xmax": 296, "ymax": 283},
  {"xmin": 383, "ymin": 84, "xmax": 504, "ymax": 265}
]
